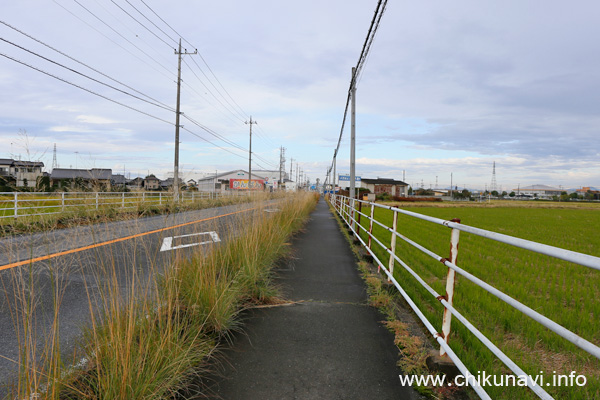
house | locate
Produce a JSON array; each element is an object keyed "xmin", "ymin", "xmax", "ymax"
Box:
[
  {"xmin": 127, "ymin": 177, "xmax": 144, "ymax": 190},
  {"xmin": 50, "ymin": 168, "xmax": 112, "ymax": 190},
  {"xmin": 144, "ymin": 174, "xmax": 160, "ymax": 190},
  {"xmin": 196, "ymin": 170, "xmax": 265, "ymax": 192},
  {"xmin": 111, "ymin": 174, "xmax": 128, "ymax": 189},
  {"xmin": 360, "ymin": 178, "xmax": 408, "ymax": 197},
  {"xmin": 0, "ymin": 158, "xmax": 45, "ymax": 187}
]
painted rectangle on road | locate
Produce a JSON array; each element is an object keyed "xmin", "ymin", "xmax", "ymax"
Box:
[{"xmin": 160, "ymin": 231, "xmax": 221, "ymax": 252}]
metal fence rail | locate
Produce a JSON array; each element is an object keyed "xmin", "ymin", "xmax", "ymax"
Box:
[
  {"xmin": 0, "ymin": 191, "xmax": 243, "ymax": 220},
  {"xmin": 329, "ymin": 194, "xmax": 600, "ymax": 400}
]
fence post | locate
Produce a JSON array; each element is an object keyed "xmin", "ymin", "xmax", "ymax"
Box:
[
  {"xmin": 61, "ymin": 192, "xmax": 65, "ymax": 212},
  {"xmin": 159, "ymin": 192, "xmax": 162, "ymax": 205},
  {"xmin": 387, "ymin": 210, "xmax": 398, "ymax": 281},
  {"xmin": 357, "ymin": 201, "xmax": 362, "ymax": 233},
  {"xmin": 95, "ymin": 192, "xmax": 99, "ymax": 210},
  {"xmin": 142, "ymin": 192, "xmax": 145, "ymax": 204},
  {"xmin": 121, "ymin": 192, "xmax": 125, "ymax": 208},
  {"xmin": 368, "ymin": 203, "xmax": 375, "ymax": 249},
  {"xmin": 440, "ymin": 218, "xmax": 461, "ymax": 357},
  {"xmin": 13, "ymin": 192, "xmax": 18, "ymax": 219}
]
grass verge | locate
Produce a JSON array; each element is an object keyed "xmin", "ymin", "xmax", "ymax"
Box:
[{"xmin": 8, "ymin": 192, "xmax": 318, "ymax": 399}]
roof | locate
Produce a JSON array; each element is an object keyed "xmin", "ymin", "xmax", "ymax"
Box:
[
  {"xmin": 196, "ymin": 169, "xmax": 265, "ymax": 182},
  {"xmin": 361, "ymin": 178, "xmax": 408, "ymax": 185},
  {"xmin": 513, "ymin": 184, "xmax": 561, "ymax": 191},
  {"xmin": 13, "ymin": 160, "xmax": 44, "ymax": 167},
  {"xmin": 51, "ymin": 168, "xmax": 112, "ymax": 180},
  {"xmin": 0, "ymin": 158, "xmax": 44, "ymax": 167},
  {"xmin": 111, "ymin": 174, "xmax": 128, "ymax": 184}
]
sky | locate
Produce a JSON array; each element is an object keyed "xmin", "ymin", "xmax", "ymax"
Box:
[{"xmin": 1, "ymin": 0, "xmax": 599, "ymax": 192}]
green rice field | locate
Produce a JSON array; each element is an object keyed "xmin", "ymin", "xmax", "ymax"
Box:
[{"xmin": 354, "ymin": 201, "xmax": 600, "ymax": 399}]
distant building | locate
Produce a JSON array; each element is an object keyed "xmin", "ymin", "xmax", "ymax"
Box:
[
  {"xmin": 0, "ymin": 158, "xmax": 44, "ymax": 187},
  {"xmin": 144, "ymin": 174, "xmax": 160, "ymax": 190},
  {"xmin": 196, "ymin": 170, "xmax": 265, "ymax": 192},
  {"xmin": 50, "ymin": 168, "xmax": 112, "ymax": 190},
  {"xmin": 127, "ymin": 177, "xmax": 144, "ymax": 190},
  {"xmin": 512, "ymin": 184, "xmax": 562, "ymax": 199},
  {"xmin": 360, "ymin": 178, "xmax": 409, "ymax": 197},
  {"xmin": 111, "ymin": 174, "xmax": 128, "ymax": 189}
]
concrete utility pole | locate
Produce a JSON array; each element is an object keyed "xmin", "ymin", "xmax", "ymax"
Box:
[
  {"xmin": 279, "ymin": 146, "xmax": 286, "ymax": 190},
  {"xmin": 245, "ymin": 116, "xmax": 257, "ymax": 190},
  {"xmin": 174, "ymin": 39, "xmax": 197, "ymax": 201},
  {"xmin": 333, "ymin": 149, "xmax": 337, "ymax": 193},
  {"xmin": 349, "ymin": 67, "xmax": 357, "ymax": 200}
]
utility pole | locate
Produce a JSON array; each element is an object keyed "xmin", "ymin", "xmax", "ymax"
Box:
[
  {"xmin": 333, "ymin": 149, "xmax": 337, "ymax": 193},
  {"xmin": 349, "ymin": 66, "xmax": 357, "ymax": 200},
  {"xmin": 289, "ymin": 157, "xmax": 293, "ymax": 181},
  {"xmin": 279, "ymin": 146, "xmax": 286, "ymax": 191},
  {"xmin": 52, "ymin": 143, "xmax": 58, "ymax": 171},
  {"xmin": 174, "ymin": 39, "xmax": 197, "ymax": 201},
  {"xmin": 245, "ymin": 116, "xmax": 257, "ymax": 191}
]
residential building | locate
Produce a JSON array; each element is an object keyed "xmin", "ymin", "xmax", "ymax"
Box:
[
  {"xmin": 0, "ymin": 158, "xmax": 44, "ymax": 187},
  {"xmin": 50, "ymin": 168, "xmax": 112, "ymax": 190},
  {"xmin": 360, "ymin": 178, "xmax": 409, "ymax": 197},
  {"xmin": 144, "ymin": 174, "xmax": 160, "ymax": 190}
]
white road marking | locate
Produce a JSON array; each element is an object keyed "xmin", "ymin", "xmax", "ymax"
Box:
[{"xmin": 160, "ymin": 231, "xmax": 221, "ymax": 252}]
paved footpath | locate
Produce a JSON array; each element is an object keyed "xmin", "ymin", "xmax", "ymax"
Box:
[{"xmin": 204, "ymin": 198, "xmax": 421, "ymax": 400}]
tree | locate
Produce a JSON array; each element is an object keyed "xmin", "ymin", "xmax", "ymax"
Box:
[
  {"xmin": 491, "ymin": 190, "xmax": 499, "ymax": 197},
  {"xmin": 509, "ymin": 191, "xmax": 516, "ymax": 197},
  {"xmin": 569, "ymin": 192, "xmax": 579, "ymax": 200},
  {"xmin": 502, "ymin": 191, "xmax": 508, "ymax": 197}
]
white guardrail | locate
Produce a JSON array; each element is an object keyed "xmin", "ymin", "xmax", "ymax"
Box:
[
  {"xmin": 329, "ymin": 194, "xmax": 600, "ymax": 400},
  {"xmin": 0, "ymin": 191, "xmax": 244, "ymax": 220}
]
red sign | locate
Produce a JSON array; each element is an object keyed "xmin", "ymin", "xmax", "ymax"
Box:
[{"xmin": 229, "ymin": 179, "xmax": 264, "ymax": 190}]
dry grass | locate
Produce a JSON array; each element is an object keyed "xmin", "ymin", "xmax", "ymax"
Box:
[{"xmin": 4, "ymin": 192, "xmax": 318, "ymax": 399}]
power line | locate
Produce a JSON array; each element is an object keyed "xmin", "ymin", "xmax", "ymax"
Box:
[
  {"xmin": 69, "ymin": 0, "xmax": 174, "ymax": 77},
  {"xmin": 0, "ymin": 20, "xmax": 175, "ymax": 112},
  {"xmin": 123, "ymin": 0, "xmax": 178, "ymax": 45},
  {"xmin": 138, "ymin": 0, "xmax": 251, "ymax": 119},
  {"xmin": 109, "ymin": 0, "xmax": 173, "ymax": 48},
  {"xmin": 52, "ymin": 0, "xmax": 175, "ymax": 81},
  {"xmin": 328, "ymin": 0, "xmax": 388, "ymax": 178},
  {"xmin": 1, "ymin": 52, "xmax": 174, "ymax": 125},
  {"xmin": 1, "ymin": 37, "xmax": 174, "ymax": 112}
]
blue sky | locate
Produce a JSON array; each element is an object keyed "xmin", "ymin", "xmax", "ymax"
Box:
[{"xmin": 1, "ymin": 0, "xmax": 599, "ymax": 191}]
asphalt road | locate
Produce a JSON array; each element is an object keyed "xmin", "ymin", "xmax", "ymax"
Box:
[
  {"xmin": 200, "ymin": 198, "xmax": 421, "ymax": 400},
  {"xmin": 0, "ymin": 201, "xmax": 269, "ymax": 398}
]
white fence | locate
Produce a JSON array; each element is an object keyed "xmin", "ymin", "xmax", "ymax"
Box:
[
  {"xmin": 330, "ymin": 194, "xmax": 600, "ymax": 400},
  {"xmin": 0, "ymin": 191, "xmax": 244, "ymax": 220}
]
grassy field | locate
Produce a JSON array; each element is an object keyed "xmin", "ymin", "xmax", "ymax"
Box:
[{"xmin": 355, "ymin": 200, "xmax": 600, "ymax": 399}]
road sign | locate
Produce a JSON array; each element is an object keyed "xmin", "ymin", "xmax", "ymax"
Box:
[{"xmin": 338, "ymin": 175, "xmax": 361, "ymax": 182}]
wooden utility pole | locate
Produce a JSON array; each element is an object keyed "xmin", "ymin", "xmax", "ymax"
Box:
[
  {"xmin": 245, "ymin": 116, "xmax": 257, "ymax": 191},
  {"xmin": 174, "ymin": 39, "xmax": 197, "ymax": 201}
]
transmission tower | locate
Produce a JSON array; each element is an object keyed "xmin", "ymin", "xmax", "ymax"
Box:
[
  {"xmin": 52, "ymin": 143, "xmax": 58, "ymax": 170},
  {"xmin": 490, "ymin": 161, "xmax": 497, "ymax": 192}
]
